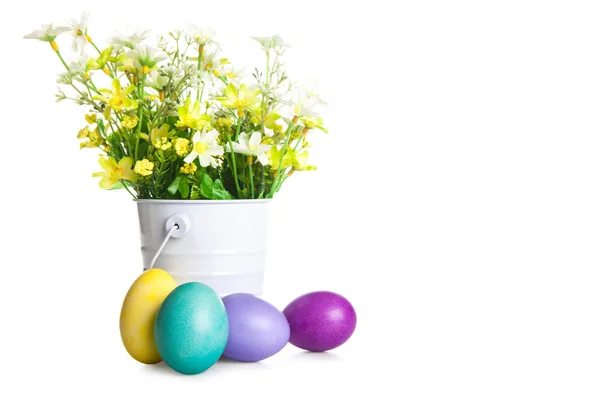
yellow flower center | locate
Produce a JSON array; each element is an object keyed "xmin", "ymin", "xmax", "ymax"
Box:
[
  {"xmin": 234, "ymin": 100, "xmax": 244, "ymax": 109},
  {"xmin": 77, "ymin": 29, "xmax": 83, "ymax": 36},
  {"xmin": 194, "ymin": 142, "xmax": 208, "ymax": 154},
  {"xmin": 249, "ymin": 144, "xmax": 258, "ymax": 151},
  {"xmin": 205, "ymin": 62, "xmax": 213, "ymax": 70},
  {"xmin": 227, "ymin": 72, "xmax": 235, "ymax": 79},
  {"xmin": 213, "ymin": 70, "xmax": 220, "ymax": 77},
  {"xmin": 110, "ymin": 97, "xmax": 123, "ymax": 108}
]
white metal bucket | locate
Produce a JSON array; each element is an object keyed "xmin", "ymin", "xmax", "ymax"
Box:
[{"xmin": 136, "ymin": 199, "xmax": 271, "ymax": 295}]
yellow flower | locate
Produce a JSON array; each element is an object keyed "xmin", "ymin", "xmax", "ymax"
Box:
[
  {"xmin": 264, "ymin": 112, "xmax": 281, "ymax": 130},
  {"xmin": 299, "ymin": 116, "xmax": 328, "ymax": 133},
  {"xmin": 293, "ymin": 150, "xmax": 317, "ymax": 171},
  {"xmin": 173, "ymin": 138, "xmax": 191, "ymax": 157},
  {"xmin": 269, "ymin": 146, "xmax": 293, "ymax": 169},
  {"xmin": 92, "ymin": 156, "xmax": 137, "ymax": 189},
  {"xmin": 176, "ymin": 97, "xmax": 211, "ymax": 130},
  {"xmin": 77, "ymin": 126, "xmax": 103, "ymax": 148},
  {"xmin": 180, "ymin": 163, "xmax": 197, "ymax": 175},
  {"xmin": 77, "ymin": 126, "xmax": 90, "ymax": 139},
  {"xmin": 214, "ymin": 117, "xmax": 233, "ymax": 133},
  {"xmin": 85, "ymin": 114, "xmax": 97, "ymax": 125},
  {"xmin": 122, "ymin": 115, "xmax": 139, "ymax": 129},
  {"xmin": 216, "ymin": 83, "xmax": 260, "ymax": 117},
  {"xmin": 134, "ymin": 159, "xmax": 154, "ymax": 176},
  {"xmin": 117, "ymin": 53, "xmax": 136, "ymax": 73},
  {"xmin": 269, "ymin": 148, "xmax": 316, "ymax": 171},
  {"xmin": 150, "ymin": 124, "xmax": 174, "ymax": 145},
  {"xmin": 154, "ymin": 137, "xmax": 172, "ymax": 151},
  {"xmin": 86, "ymin": 45, "xmax": 113, "ymax": 71},
  {"xmin": 93, "ymin": 78, "xmax": 138, "ymax": 113}
]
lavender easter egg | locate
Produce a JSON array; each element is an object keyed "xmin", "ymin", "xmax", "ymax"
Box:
[
  {"xmin": 222, "ymin": 294, "xmax": 290, "ymax": 362},
  {"xmin": 283, "ymin": 291, "xmax": 357, "ymax": 352}
]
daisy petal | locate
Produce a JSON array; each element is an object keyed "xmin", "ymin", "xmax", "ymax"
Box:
[
  {"xmin": 199, "ymin": 153, "xmax": 211, "ymax": 167},
  {"xmin": 257, "ymin": 153, "xmax": 269, "ymax": 165},
  {"xmin": 249, "ymin": 132, "xmax": 261, "ymax": 149},
  {"xmin": 184, "ymin": 151, "xmax": 197, "ymax": 164},
  {"xmin": 207, "ymin": 145, "xmax": 224, "ymax": 156},
  {"xmin": 204, "ymin": 129, "xmax": 219, "ymax": 143}
]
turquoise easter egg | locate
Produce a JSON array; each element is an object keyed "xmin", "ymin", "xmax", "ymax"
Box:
[{"xmin": 154, "ymin": 282, "xmax": 228, "ymax": 375}]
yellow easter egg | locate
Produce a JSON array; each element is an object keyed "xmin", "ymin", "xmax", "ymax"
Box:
[{"xmin": 120, "ymin": 268, "xmax": 177, "ymax": 364}]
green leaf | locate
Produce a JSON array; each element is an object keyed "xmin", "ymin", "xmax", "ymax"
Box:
[
  {"xmin": 178, "ymin": 175, "xmax": 190, "ymax": 199},
  {"xmin": 168, "ymin": 176, "xmax": 183, "ymax": 195},
  {"xmin": 97, "ymin": 118, "xmax": 106, "ymax": 135},
  {"xmin": 200, "ymin": 173, "xmax": 213, "ymax": 198},
  {"xmin": 212, "ymin": 179, "xmax": 234, "ymax": 199},
  {"xmin": 190, "ymin": 186, "xmax": 201, "ymax": 200},
  {"xmin": 108, "ymin": 181, "xmax": 124, "ymax": 190}
]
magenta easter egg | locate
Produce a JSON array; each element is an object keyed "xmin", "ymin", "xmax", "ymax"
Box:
[{"xmin": 283, "ymin": 291, "xmax": 357, "ymax": 352}]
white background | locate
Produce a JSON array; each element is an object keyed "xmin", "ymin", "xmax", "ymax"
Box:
[{"xmin": 1, "ymin": 0, "xmax": 599, "ymax": 399}]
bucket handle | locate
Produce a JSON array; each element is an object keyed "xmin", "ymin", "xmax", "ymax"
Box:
[{"xmin": 145, "ymin": 214, "xmax": 192, "ymax": 270}]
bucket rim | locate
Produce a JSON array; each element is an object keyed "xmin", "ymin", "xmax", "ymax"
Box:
[{"xmin": 134, "ymin": 199, "xmax": 273, "ymax": 204}]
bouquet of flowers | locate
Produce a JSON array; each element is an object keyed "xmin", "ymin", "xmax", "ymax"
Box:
[{"xmin": 24, "ymin": 13, "xmax": 327, "ymax": 199}]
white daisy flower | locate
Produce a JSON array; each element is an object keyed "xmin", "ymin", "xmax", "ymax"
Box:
[
  {"xmin": 162, "ymin": 65, "xmax": 184, "ymax": 79},
  {"xmin": 286, "ymin": 88, "xmax": 327, "ymax": 117},
  {"xmin": 185, "ymin": 24, "xmax": 219, "ymax": 47},
  {"xmin": 224, "ymin": 66, "xmax": 245, "ymax": 86},
  {"xmin": 127, "ymin": 44, "xmax": 166, "ymax": 71},
  {"xmin": 202, "ymin": 50, "xmax": 228, "ymax": 76},
  {"xmin": 146, "ymin": 70, "xmax": 169, "ymax": 91},
  {"xmin": 251, "ymin": 34, "xmax": 289, "ymax": 52},
  {"xmin": 184, "ymin": 130, "xmax": 224, "ymax": 167},
  {"xmin": 229, "ymin": 132, "xmax": 271, "ymax": 165},
  {"xmin": 24, "ymin": 24, "xmax": 70, "ymax": 42},
  {"xmin": 67, "ymin": 11, "xmax": 89, "ymax": 52},
  {"xmin": 108, "ymin": 28, "xmax": 151, "ymax": 50},
  {"xmin": 57, "ymin": 55, "xmax": 90, "ymax": 83},
  {"xmin": 70, "ymin": 54, "xmax": 91, "ymax": 77}
]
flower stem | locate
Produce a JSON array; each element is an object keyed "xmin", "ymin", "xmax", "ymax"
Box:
[
  {"xmin": 134, "ymin": 75, "xmax": 146, "ymax": 161},
  {"xmin": 121, "ymin": 181, "xmax": 138, "ymax": 198},
  {"xmin": 248, "ymin": 157, "xmax": 255, "ymax": 199},
  {"xmin": 90, "ymin": 41, "xmax": 102, "ymax": 55},
  {"xmin": 292, "ymin": 134, "xmax": 304, "ymax": 151},
  {"xmin": 268, "ymin": 122, "xmax": 295, "ymax": 197},
  {"xmin": 196, "ymin": 45, "xmax": 204, "ymax": 101},
  {"xmin": 266, "ymin": 51, "xmax": 271, "ymax": 85},
  {"xmin": 228, "ymin": 139, "xmax": 242, "ymax": 197},
  {"xmin": 54, "ymin": 49, "xmax": 71, "ymax": 72},
  {"xmin": 227, "ymin": 118, "xmax": 244, "ymax": 195},
  {"xmin": 83, "ymin": 78, "xmax": 102, "ymax": 95}
]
